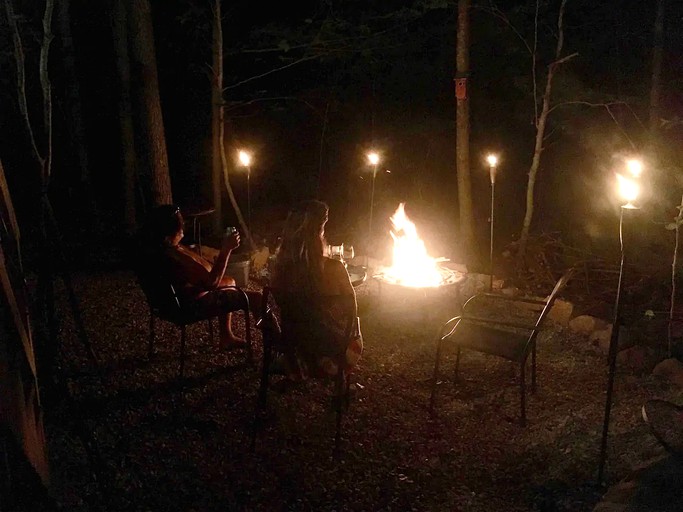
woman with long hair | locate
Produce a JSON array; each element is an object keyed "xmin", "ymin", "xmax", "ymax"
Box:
[{"xmin": 272, "ymin": 200, "xmax": 362, "ymax": 378}]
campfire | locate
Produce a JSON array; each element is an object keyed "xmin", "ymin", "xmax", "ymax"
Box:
[{"xmin": 374, "ymin": 203, "xmax": 461, "ymax": 288}]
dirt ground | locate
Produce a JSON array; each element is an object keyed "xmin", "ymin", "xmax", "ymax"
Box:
[{"xmin": 43, "ymin": 270, "xmax": 682, "ymax": 511}]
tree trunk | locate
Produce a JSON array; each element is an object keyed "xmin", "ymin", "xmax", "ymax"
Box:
[
  {"xmin": 517, "ymin": 0, "xmax": 571, "ymax": 265},
  {"xmin": 112, "ymin": 0, "xmax": 138, "ymax": 233},
  {"xmin": 57, "ymin": 0, "xmax": 90, "ymax": 188},
  {"xmin": 649, "ymin": 0, "xmax": 665, "ymax": 133},
  {"xmin": 211, "ymin": 0, "xmax": 223, "ymax": 233},
  {"xmin": 456, "ymin": 0, "xmax": 475, "ymax": 264},
  {"xmin": 127, "ymin": 0, "xmax": 172, "ymax": 206},
  {"xmin": 213, "ymin": 0, "xmax": 255, "ymax": 250}
]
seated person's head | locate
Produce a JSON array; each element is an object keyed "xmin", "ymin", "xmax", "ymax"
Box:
[
  {"xmin": 281, "ymin": 199, "xmax": 329, "ymax": 254},
  {"xmin": 275, "ymin": 200, "xmax": 329, "ymax": 289},
  {"xmin": 142, "ymin": 204, "xmax": 184, "ymax": 247}
]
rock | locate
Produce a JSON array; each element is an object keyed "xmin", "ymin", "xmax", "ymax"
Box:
[
  {"xmin": 569, "ymin": 315, "xmax": 608, "ymax": 335},
  {"xmin": 590, "ymin": 325, "xmax": 631, "ymax": 355},
  {"xmin": 616, "ymin": 345, "xmax": 655, "ymax": 373},
  {"xmin": 593, "ymin": 456, "xmax": 680, "ymax": 512},
  {"xmin": 652, "ymin": 358, "xmax": 683, "ymax": 388},
  {"xmin": 548, "ymin": 299, "xmax": 573, "ymax": 325},
  {"xmin": 589, "ymin": 325, "xmax": 613, "ymax": 354}
]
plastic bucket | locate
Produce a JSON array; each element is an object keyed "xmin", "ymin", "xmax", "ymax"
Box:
[{"xmin": 226, "ymin": 259, "xmax": 250, "ymax": 288}]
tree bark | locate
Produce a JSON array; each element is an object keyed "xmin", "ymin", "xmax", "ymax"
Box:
[
  {"xmin": 517, "ymin": 0, "xmax": 572, "ymax": 265},
  {"xmin": 127, "ymin": 0, "xmax": 172, "ymax": 206},
  {"xmin": 456, "ymin": 0, "xmax": 475, "ymax": 264},
  {"xmin": 649, "ymin": 0, "xmax": 665, "ymax": 132},
  {"xmin": 57, "ymin": 0, "xmax": 89, "ymax": 186},
  {"xmin": 211, "ymin": 0, "xmax": 223, "ymax": 233},
  {"xmin": 112, "ymin": 0, "xmax": 138, "ymax": 232}
]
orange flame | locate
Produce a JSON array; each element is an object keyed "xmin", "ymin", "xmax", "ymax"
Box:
[{"xmin": 381, "ymin": 203, "xmax": 446, "ymax": 288}]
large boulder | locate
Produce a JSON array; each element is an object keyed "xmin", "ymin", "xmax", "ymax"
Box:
[
  {"xmin": 616, "ymin": 345, "xmax": 656, "ymax": 374},
  {"xmin": 548, "ymin": 299, "xmax": 573, "ymax": 326},
  {"xmin": 652, "ymin": 358, "xmax": 683, "ymax": 388},
  {"xmin": 569, "ymin": 315, "xmax": 608, "ymax": 335},
  {"xmin": 590, "ymin": 325, "xmax": 613, "ymax": 354}
]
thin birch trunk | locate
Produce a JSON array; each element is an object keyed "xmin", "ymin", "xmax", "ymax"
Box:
[
  {"xmin": 213, "ymin": 0, "xmax": 255, "ymax": 250},
  {"xmin": 669, "ymin": 195, "xmax": 683, "ymax": 357},
  {"xmin": 517, "ymin": 0, "xmax": 575, "ymax": 264},
  {"xmin": 39, "ymin": 0, "xmax": 54, "ymax": 186}
]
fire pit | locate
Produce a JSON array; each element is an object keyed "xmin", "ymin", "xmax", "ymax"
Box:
[
  {"xmin": 373, "ymin": 265, "xmax": 464, "ymax": 289},
  {"xmin": 370, "ymin": 204, "xmax": 467, "ymax": 317}
]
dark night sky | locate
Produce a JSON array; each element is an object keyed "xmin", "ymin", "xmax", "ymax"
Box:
[{"xmin": 1, "ymin": 0, "xmax": 681, "ymax": 262}]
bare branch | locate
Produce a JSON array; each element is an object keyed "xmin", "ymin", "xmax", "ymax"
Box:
[
  {"xmin": 549, "ymin": 51, "xmax": 578, "ymax": 68},
  {"xmin": 477, "ymin": 3, "xmax": 532, "ymax": 55},
  {"xmin": 223, "ymin": 55, "xmax": 320, "ymax": 91},
  {"xmin": 546, "ymin": 100, "xmax": 626, "ymax": 115},
  {"xmin": 223, "ymin": 96, "xmax": 323, "ymax": 117}
]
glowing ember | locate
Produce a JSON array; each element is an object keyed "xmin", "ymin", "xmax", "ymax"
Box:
[{"xmin": 377, "ymin": 203, "xmax": 449, "ymax": 288}]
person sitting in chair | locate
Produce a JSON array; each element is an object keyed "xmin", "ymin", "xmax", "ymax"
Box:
[
  {"xmin": 272, "ymin": 199, "xmax": 363, "ymax": 378},
  {"xmin": 140, "ymin": 204, "xmax": 261, "ymax": 349}
]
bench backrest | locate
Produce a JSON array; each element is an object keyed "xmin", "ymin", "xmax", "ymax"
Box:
[{"xmin": 534, "ymin": 267, "xmax": 576, "ymax": 329}]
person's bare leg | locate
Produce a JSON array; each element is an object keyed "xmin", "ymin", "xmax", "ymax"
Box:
[{"xmin": 218, "ymin": 312, "xmax": 246, "ymax": 348}]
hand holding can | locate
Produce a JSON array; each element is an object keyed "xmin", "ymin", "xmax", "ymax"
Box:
[{"xmin": 223, "ymin": 227, "xmax": 240, "ymax": 250}]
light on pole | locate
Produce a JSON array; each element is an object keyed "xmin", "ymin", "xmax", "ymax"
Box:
[
  {"xmin": 238, "ymin": 150, "xmax": 252, "ymax": 230},
  {"xmin": 598, "ymin": 158, "xmax": 643, "ymax": 482},
  {"xmin": 486, "ymin": 154, "xmax": 499, "ymax": 291}
]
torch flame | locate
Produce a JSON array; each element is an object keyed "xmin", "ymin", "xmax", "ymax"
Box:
[
  {"xmin": 381, "ymin": 203, "xmax": 445, "ymax": 288},
  {"xmin": 617, "ymin": 173, "xmax": 639, "ymax": 206}
]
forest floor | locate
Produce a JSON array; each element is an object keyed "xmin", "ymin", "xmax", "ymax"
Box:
[{"xmin": 42, "ymin": 268, "xmax": 683, "ymax": 511}]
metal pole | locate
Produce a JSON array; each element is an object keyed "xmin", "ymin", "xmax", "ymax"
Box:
[
  {"xmin": 489, "ymin": 167, "xmax": 495, "ymax": 291},
  {"xmin": 598, "ymin": 206, "xmax": 626, "ymax": 482},
  {"xmin": 247, "ymin": 166, "xmax": 251, "ymax": 232},
  {"xmin": 368, "ymin": 164, "xmax": 377, "ymax": 246}
]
